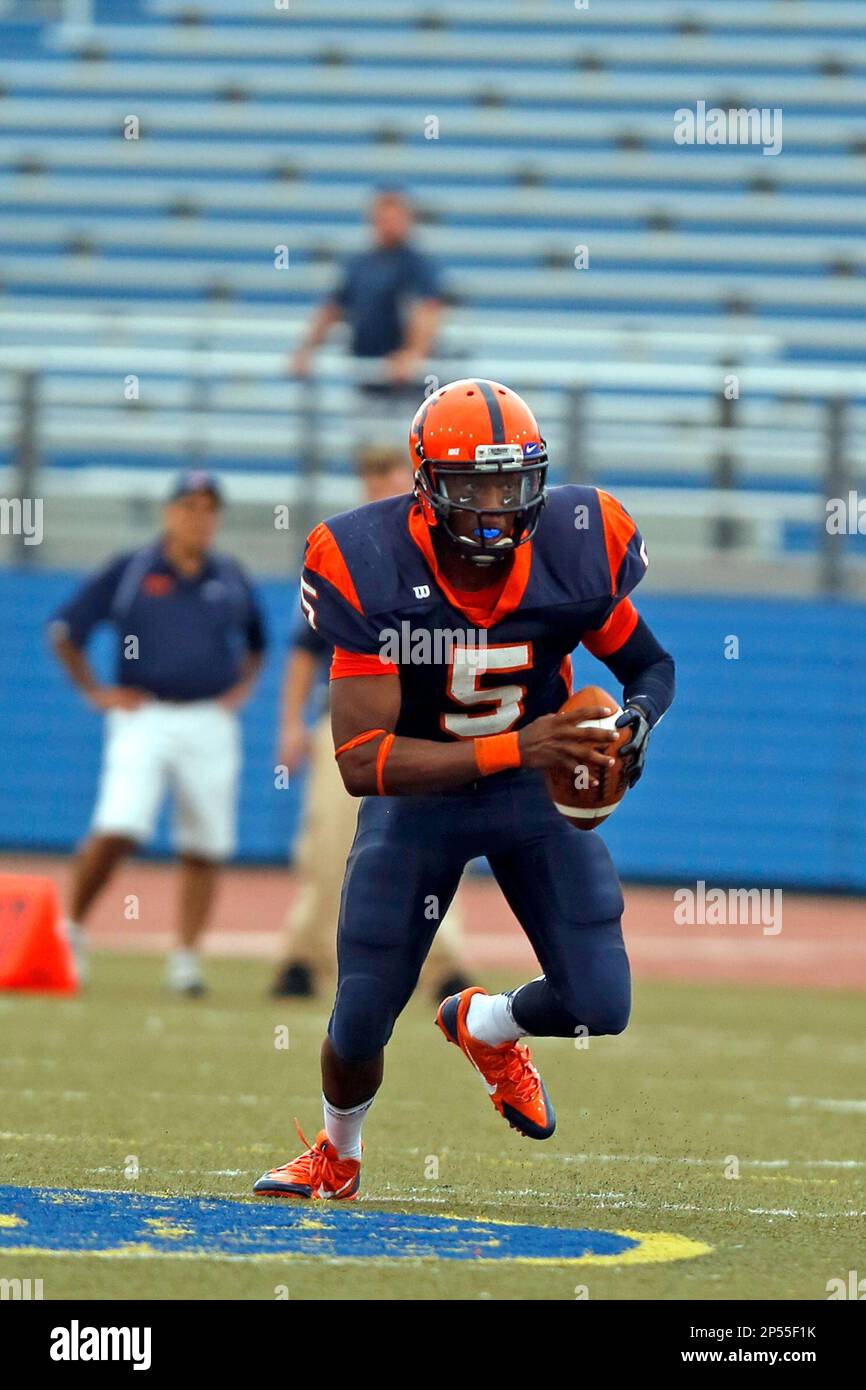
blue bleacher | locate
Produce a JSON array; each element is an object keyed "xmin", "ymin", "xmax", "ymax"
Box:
[{"xmin": 1, "ymin": 1, "xmax": 865, "ymax": 355}]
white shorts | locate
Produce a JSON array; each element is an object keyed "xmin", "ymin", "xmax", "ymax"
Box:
[{"xmin": 91, "ymin": 700, "xmax": 241, "ymax": 860}]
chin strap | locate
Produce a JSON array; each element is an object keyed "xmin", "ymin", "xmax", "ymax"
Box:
[{"xmin": 414, "ymin": 480, "xmax": 439, "ymax": 529}]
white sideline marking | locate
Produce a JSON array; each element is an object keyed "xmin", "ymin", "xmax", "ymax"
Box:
[
  {"xmin": 0, "ymin": 1085, "xmax": 263, "ymax": 1105},
  {"xmin": 788, "ymin": 1097, "xmax": 866, "ymax": 1114},
  {"xmin": 84, "ymin": 1167, "xmax": 247, "ymax": 1178},
  {"xmin": 378, "ymin": 1190, "xmax": 866, "ymax": 1220},
  {"xmin": 0, "ymin": 1150, "xmax": 858, "ymax": 1222},
  {"xmin": 0, "ymin": 1130, "xmax": 63, "ymax": 1142},
  {"xmin": 0, "ymin": 1056, "xmax": 58, "ymax": 1069},
  {"xmin": 0, "ymin": 1129, "xmax": 276, "ymax": 1156},
  {"xmin": 550, "ymin": 1152, "xmax": 866, "ymax": 1171},
  {"xmin": 398, "ymin": 1146, "xmax": 866, "ymax": 1171}
]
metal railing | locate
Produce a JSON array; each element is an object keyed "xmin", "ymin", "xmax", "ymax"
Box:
[{"xmin": 0, "ymin": 312, "xmax": 864, "ymax": 590}]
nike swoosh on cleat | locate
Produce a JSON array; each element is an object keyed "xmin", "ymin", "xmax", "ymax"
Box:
[{"xmin": 463, "ymin": 1048, "xmax": 497, "ymax": 1095}]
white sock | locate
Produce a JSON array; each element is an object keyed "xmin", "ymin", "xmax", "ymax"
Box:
[
  {"xmin": 465, "ymin": 991, "xmax": 525, "ymax": 1047},
  {"xmin": 322, "ymin": 1094, "xmax": 372, "ymax": 1161},
  {"xmin": 63, "ymin": 919, "xmax": 88, "ymax": 985},
  {"xmin": 63, "ymin": 918, "xmax": 83, "ymax": 946},
  {"xmin": 166, "ymin": 948, "xmax": 204, "ymax": 990}
]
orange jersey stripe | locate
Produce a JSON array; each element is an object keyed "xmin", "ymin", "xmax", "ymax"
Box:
[
  {"xmin": 305, "ymin": 522, "xmax": 364, "ymax": 613},
  {"xmin": 407, "ymin": 503, "xmax": 532, "ymax": 629},
  {"xmin": 596, "ymin": 489, "xmax": 637, "ymax": 596},
  {"xmin": 445, "ymin": 573, "xmax": 506, "ymax": 625},
  {"xmin": 583, "ymin": 597, "xmax": 639, "ymax": 658},
  {"xmin": 330, "ymin": 647, "xmax": 398, "ymax": 680}
]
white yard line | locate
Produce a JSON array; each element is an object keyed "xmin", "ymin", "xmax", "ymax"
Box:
[
  {"xmin": 372, "ymin": 1189, "xmax": 866, "ymax": 1220},
  {"xmin": 399, "ymin": 1145, "xmax": 866, "ymax": 1170},
  {"xmin": 788, "ymin": 1096, "xmax": 866, "ymax": 1114},
  {"xmin": 0, "ymin": 1153, "xmax": 859, "ymax": 1222}
]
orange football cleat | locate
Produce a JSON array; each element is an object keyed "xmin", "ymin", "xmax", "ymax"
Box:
[
  {"xmin": 436, "ymin": 986, "xmax": 556, "ymax": 1140},
  {"xmin": 253, "ymin": 1123, "xmax": 362, "ymax": 1200}
]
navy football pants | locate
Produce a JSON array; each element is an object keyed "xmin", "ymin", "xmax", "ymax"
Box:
[{"xmin": 328, "ymin": 768, "xmax": 631, "ymax": 1063}]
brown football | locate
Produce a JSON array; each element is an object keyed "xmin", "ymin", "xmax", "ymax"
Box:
[{"xmin": 543, "ymin": 684, "xmax": 630, "ymax": 831}]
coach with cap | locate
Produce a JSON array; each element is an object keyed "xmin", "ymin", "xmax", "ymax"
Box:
[{"xmin": 48, "ymin": 470, "xmax": 267, "ymax": 995}]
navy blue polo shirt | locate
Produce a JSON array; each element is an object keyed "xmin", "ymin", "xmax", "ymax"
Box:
[
  {"xmin": 333, "ymin": 243, "xmax": 442, "ymax": 359},
  {"xmin": 290, "ymin": 600, "xmax": 330, "ymax": 721},
  {"xmin": 49, "ymin": 542, "xmax": 267, "ymax": 701}
]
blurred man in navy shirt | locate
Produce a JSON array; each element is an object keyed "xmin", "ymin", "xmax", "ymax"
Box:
[
  {"xmin": 48, "ymin": 471, "xmax": 266, "ymax": 995},
  {"xmin": 291, "ymin": 186, "xmax": 445, "ymax": 446}
]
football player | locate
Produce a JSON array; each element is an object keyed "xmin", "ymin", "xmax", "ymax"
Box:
[{"xmin": 255, "ymin": 379, "xmax": 674, "ymax": 1200}]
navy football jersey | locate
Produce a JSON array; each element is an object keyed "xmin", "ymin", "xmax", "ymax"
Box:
[{"xmin": 300, "ymin": 485, "xmax": 649, "ymax": 743}]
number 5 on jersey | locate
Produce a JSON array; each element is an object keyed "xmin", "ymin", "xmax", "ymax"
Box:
[{"xmin": 442, "ymin": 642, "xmax": 532, "ymax": 738}]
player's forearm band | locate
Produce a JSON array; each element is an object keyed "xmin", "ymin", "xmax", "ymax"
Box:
[
  {"xmin": 334, "ymin": 728, "xmax": 388, "ymax": 760},
  {"xmin": 375, "ymin": 733, "xmax": 395, "ymax": 796},
  {"xmin": 473, "ymin": 731, "xmax": 521, "ymax": 777}
]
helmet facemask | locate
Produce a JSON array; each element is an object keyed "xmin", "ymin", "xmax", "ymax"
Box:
[{"xmin": 415, "ymin": 443, "xmax": 548, "ymax": 567}]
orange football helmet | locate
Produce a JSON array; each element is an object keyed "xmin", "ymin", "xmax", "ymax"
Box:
[{"xmin": 409, "ymin": 378, "xmax": 548, "ymax": 565}]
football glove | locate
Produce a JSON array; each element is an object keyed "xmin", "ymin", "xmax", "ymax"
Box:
[{"xmin": 615, "ymin": 703, "xmax": 652, "ymax": 787}]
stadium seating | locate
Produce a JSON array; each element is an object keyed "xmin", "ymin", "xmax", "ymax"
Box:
[
  {"xmin": 1, "ymin": 2, "xmax": 864, "ymax": 883},
  {"xmin": 1, "ymin": 0, "xmax": 865, "ymax": 536},
  {"xmin": 2, "ymin": 2, "xmax": 866, "ymax": 346}
]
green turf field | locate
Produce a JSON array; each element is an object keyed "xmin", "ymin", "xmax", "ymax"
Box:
[{"xmin": 0, "ymin": 954, "xmax": 863, "ymax": 1300}]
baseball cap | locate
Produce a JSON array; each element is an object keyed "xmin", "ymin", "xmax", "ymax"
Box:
[{"xmin": 168, "ymin": 469, "xmax": 224, "ymax": 505}]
